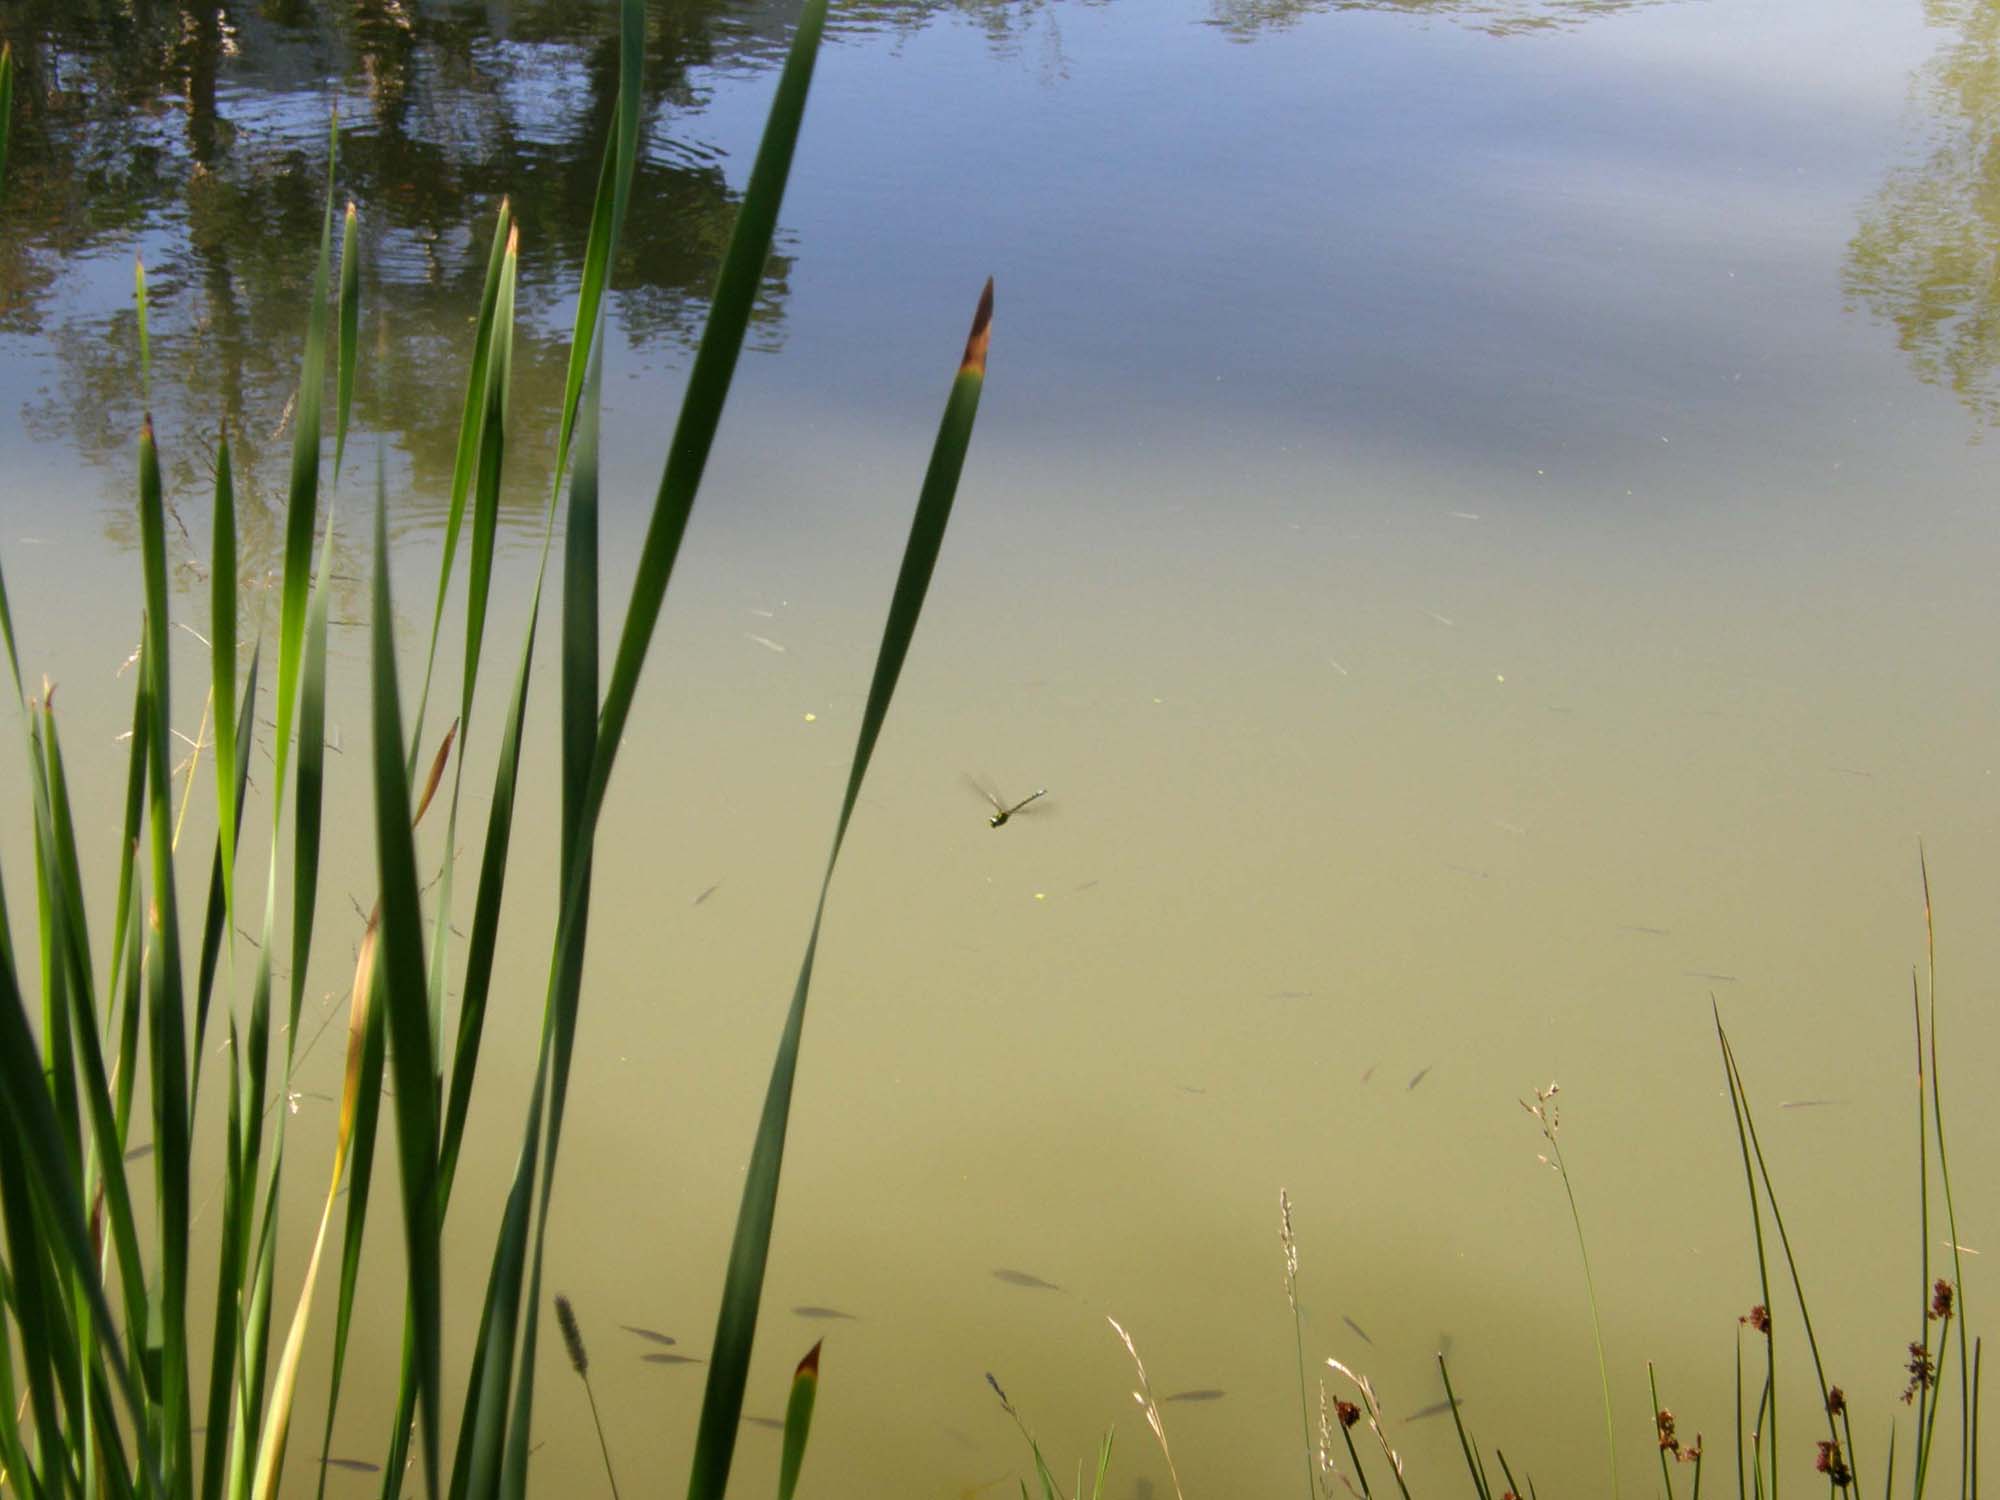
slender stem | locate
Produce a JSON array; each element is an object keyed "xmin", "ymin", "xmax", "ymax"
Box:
[
  {"xmin": 581, "ymin": 1375, "xmax": 620, "ymax": 1500},
  {"xmin": 1547, "ymin": 1128, "xmax": 1618, "ymax": 1500}
]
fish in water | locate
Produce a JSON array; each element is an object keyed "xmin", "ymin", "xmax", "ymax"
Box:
[
  {"xmin": 1618, "ymin": 924, "xmax": 1671, "ymax": 936},
  {"xmin": 1160, "ymin": 1389, "xmax": 1225, "ymax": 1404},
  {"xmin": 992, "ymin": 1268, "xmax": 1063, "ymax": 1292},
  {"xmin": 1407, "ymin": 1065, "xmax": 1433, "ymax": 1091},
  {"xmin": 1342, "ymin": 1315, "xmax": 1374, "ymax": 1346},
  {"xmin": 124, "ymin": 1143, "xmax": 155, "ymax": 1161},
  {"xmin": 1404, "ymin": 1398, "xmax": 1463, "ymax": 1423},
  {"xmin": 1779, "ymin": 1099, "xmax": 1840, "ymax": 1110},
  {"xmin": 692, "ymin": 883, "xmax": 721, "ymax": 906},
  {"xmin": 620, "ymin": 1325, "xmax": 676, "ymax": 1346},
  {"xmin": 792, "ymin": 1305, "xmax": 856, "ymax": 1320},
  {"xmin": 1360, "ymin": 1064, "xmax": 1377, "ymax": 1084},
  {"xmin": 743, "ymin": 1415, "xmax": 785, "ymax": 1431},
  {"xmin": 643, "ymin": 1352, "xmax": 704, "ymax": 1365},
  {"xmin": 1685, "ymin": 970, "xmax": 1737, "ymax": 983},
  {"xmin": 320, "ymin": 1458, "xmax": 381, "ymax": 1474}
]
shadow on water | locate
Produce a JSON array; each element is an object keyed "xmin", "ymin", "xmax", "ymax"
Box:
[{"xmin": 1846, "ymin": 0, "xmax": 2000, "ymax": 430}]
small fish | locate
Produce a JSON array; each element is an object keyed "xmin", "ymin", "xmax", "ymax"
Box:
[
  {"xmin": 124, "ymin": 1143, "xmax": 155, "ymax": 1161},
  {"xmin": 791, "ymin": 1306, "xmax": 856, "ymax": 1320},
  {"xmin": 1779, "ymin": 1099, "xmax": 1840, "ymax": 1110},
  {"xmin": 1449, "ymin": 511, "xmax": 1481, "ymax": 521},
  {"xmin": 692, "ymin": 883, "xmax": 721, "ymax": 907},
  {"xmin": 1685, "ymin": 970, "xmax": 1737, "ymax": 983},
  {"xmin": 1267, "ymin": 989, "xmax": 1313, "ymax": 1000},
  {"xmin": 1831, "ymin": 766, "xmax": 1875, "ymax": 780},
  {"xmin": 746, "ymin": 633, "xmax": 787, "ymax": 654},
  {"xmin": 1160, "ymin": 1389, "xmax": 1225, "ymax": 1404},
  {"xmin": 1360, "ymin": 1064, "xmax": 1377, "ymax": 1084},
  {"xmin": 1177, "ymin": 1084, "xmax": 1207, "ymax": 1096},
  {"xmin": 992, "ymin": 1268, "xmax": 1063, "ymax": 1292},
  {"xmin": 1426, "ymin": 610, "xmax": 1455, "ymax": 627},
  {"xmin": 1407, "ymin": 1065, "xmax": 1433, "ymax": 1091},
  {"xmin": 621, "ymin": 1325, "xmax": 677, "ymax": 1346},
  {"xmin": 1328, "ymin": 658, "xmax": 1351, "ymax": 677},
  {"xmin": 642, "ymin": 1353, "xmax": 704, "ymax": 1365},
  {"xmin": 1945, "ymin": 1240, "xmax": 1983, "ymax": 1256},
  {"xmin": 1073, "ymin": 880, "xmax": 1101, "ymax": 893},
  {"xmin": 1618, "ymin": 924, "xmax": 1671, "ymax": 936},
  {"xmin": 1341, "ymin": 1315, "xmax": 1374, "ymax": 1346},
  {"xmin": 1444, "ymin": 863, "xmax": 1489, "ymax": 880},
  {"xmin": 743, "ymin": 1415, "xmax": 785, "ymax": 1431},
  {"xmin": 1404, "ymin": 1398, "xmax": 1463, "ymax": 1423},
  {"xmin": 320, "ymin": 1458, "xmax": 381, "ymax": 1474}
]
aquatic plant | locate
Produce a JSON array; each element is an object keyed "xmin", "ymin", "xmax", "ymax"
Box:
[{"xmin": 0, "ymin": 3, "xmax": 996, "ymax": 1495}]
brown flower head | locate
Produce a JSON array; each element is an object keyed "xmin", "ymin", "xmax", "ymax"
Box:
[
  {"xmin": 1816, "ymin": 1440, "xmax": 1853, "ymax": 1487},
  {"xmin": 1741, "ymin": 1304, "xmax": 1771, "ymax": 1335},
  {"xmin": 1827, "ymin": 1385, "xmax": 1846, "ymax": 1417},
  {"xmin": 1903, "ymin": 1342, "xmax": 1937, "ymax": 1404},
  {"xmin": 1677, "ymin": 1437, "xmax": 1703, "ymax": 1465},
  {"xmin": 1931, "ymin": 1278, "xmax": 1955, "ymax": 1321},
  {"xmin": 1656, "ymin": 1408, "xmax": 1679, "ymax": 1454},
  {"xmin": 1336, "ymin": 1399, "xmax": 1361, "ymax": 1430}
]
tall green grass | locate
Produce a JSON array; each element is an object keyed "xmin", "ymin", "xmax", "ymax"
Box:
[{"xmin": 0, "ymin": 6, "xmax": 995, "ymax": 1495}]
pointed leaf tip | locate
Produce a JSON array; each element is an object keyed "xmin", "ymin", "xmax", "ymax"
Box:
[
  {"xmin": 960, "ymin": 278, "xmax": 994, "ymax": 376},
  {"xmin": 796, "ymin": 1341, "xmax": 822, "ymax": 1379}
]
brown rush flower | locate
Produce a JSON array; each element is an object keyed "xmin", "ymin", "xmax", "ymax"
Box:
[
  {"xmin": 1816, "ymin": 1440, "xmax": 1853, "ymax": 1487},
  {"xmin": 1677, "ymin": 1437, "xmax": 1703, "ymax": 1465},
  {"xmin": 1827, "ymin": 1385, "xmax": 1846, "ymax": 1416},
  {"xmin": 1656, "ymin": 1408, "xmax": 1680, "ymax": 1454},
  {"xmin": 1741, "ymin": 1304, "xmax": 1771, "ymax": 1335},
  {"xmin": 1903, "ymin": 1342, "xmax": 1937, "ymax": 1404},
  {"xmin": 1931, "ymin": 1278, "xmax": 1955, "ymax": 1321},
  {"xmin": 1336, "ymin": 1399, "xmax": 1362, "ymax": 1430}
]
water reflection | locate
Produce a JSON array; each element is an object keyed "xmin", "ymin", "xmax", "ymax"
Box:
[
  {"xmin": 1202, "ymin": 0, "xmax": 1670, "ymax": 40},
  {"xmin": 1846, "ymin": 0, "xmax": 2000, "ymax": 427},
  {"xmin": 0, "ymin": 0, "xmax": 798, "ymax": 524}
]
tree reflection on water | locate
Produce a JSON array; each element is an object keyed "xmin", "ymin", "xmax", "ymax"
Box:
[
  {"xmin": 1846, "ymin": 0, "xmax": 2000, "ymax": 430},
  {"xmin": 0, "ymin": 0, "xmax": 802, "ymax": 539}
]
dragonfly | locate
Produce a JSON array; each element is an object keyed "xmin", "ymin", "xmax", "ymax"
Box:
[{"xmin": 965, "ymin": 775, "xmax": 1047, "ymax": 829}]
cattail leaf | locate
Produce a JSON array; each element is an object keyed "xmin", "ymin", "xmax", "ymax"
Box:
[
  {"xmin": 684, "ymin": 277, "xmax": 991, "ymax": 1500},
  {"xmin": 289, "ymin": 518, "xmax": 335, "ymax": 1060},
  {"xmin": 410, "ymin": 197, "xmax": 512, "ymax": 770},
  {"xmin": 192, "ymin": 644, "xmax": 258, "ymax": 1088},
  {"xmin": 209, "ymin": 434, "xmax": 239, "ymax": 946},
  {"xmin": 776, "ymin": 1342, "xmax": 820, "ymax": 1500},
  {"xmin": 249, "ymin": 913, "xmax": 379, "ymax": 1500},
  {"xmin": 139, "ymin": 413, "xmax": 196, "ymax": 1484},
  {"xmin": 335, "ymin": 202, "xmax": 359, "ymax": 481},
  {"xmin": 271, "ymin": 113, "xmax": 338, "ymax": 839},
  {"xmin": 370, "ymin": 481, "xmax": 443, "ymax": 1500}
]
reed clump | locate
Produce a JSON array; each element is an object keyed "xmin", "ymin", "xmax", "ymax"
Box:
[{"xmin": 0, "ymin": 6, "xmax": 989, "ymax": 1496}]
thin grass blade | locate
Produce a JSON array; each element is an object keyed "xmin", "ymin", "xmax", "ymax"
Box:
[{"xmin": 335, "ymin": 202, "xmax": 359, "ymax": 480}]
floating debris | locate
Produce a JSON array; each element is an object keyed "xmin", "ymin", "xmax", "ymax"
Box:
[{"xmin": 991, "ymin": 1268, "xmax": 1062, "ymax": 1292}]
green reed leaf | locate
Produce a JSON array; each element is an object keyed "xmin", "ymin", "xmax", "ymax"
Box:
[
  {"xmin": 777, "ymin": 1343, "xmax": 820, "ymax": 1500},
  {"xmin": 210, "ymin": 434, "xmax": 239, "ymax": 946},
  {"xmin": 370, "ymin": 485, "xmax": 443, "ymax": 1500},
  {"xmin": 685, "ymin": 276, "xmax": 992, "ymax": 1500},
  {"xmin": 335, "ymin": 202, "xmax": 359, "ymax": 481}
]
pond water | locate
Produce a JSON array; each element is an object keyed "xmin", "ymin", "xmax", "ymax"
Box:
[{"xmin": 3, "ymin": 0, "xmax": 1999, "ymax": 1495}]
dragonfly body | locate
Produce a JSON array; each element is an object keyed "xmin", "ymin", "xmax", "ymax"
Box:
[{"xmin": 967, "ymin": 776, "xmax": 1047, "ymax": 828}]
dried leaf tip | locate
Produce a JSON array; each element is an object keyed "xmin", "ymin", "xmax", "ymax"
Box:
[
  {"xmin": 795, "ymin": 1340, "xmax": 823, "ymax": 1380},
  {"xmin": 959, "ymin": 277, "xmax": 995, "ymax": 377},
  {"xmin": 345, "ymin": 200, "xmax": 357, "ymax": 222},
  {"xmin": 555, "ymin": 1294, "xmax": 588, "ymax": 1376},
  {"xmin": 141, "ymin": 412, "xmax": 156, "ymax": 443},
  {"xmin": 506, "ymin": 223, "xmax": 521, "ymax": 257}
]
